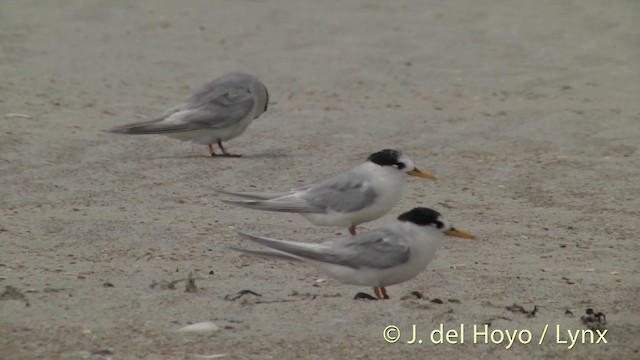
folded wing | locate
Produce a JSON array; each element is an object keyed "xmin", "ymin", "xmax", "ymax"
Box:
[
  {"xmin": 108, "ymin": 81, "xmax": 255, "ymax": 134},
  {"xmin": 236, "ymin": 229, "xmax": 410, "ymax": 270}
]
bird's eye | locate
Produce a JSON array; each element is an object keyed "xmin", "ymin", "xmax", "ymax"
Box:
[{"xmin": 395, "ymin": 162, "xmax": 406, "ymax": 169}]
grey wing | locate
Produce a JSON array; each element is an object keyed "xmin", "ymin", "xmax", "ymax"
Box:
[
  {"xmin": 236, "ymin": 232, "xmax": 336, "ymax": 261},
  {"xmin": 334, "ymin": 229, "xmax": 411, "ymax": 269},
  {"xmin": 108, "ymin": 82, "xmax": 255, "ymax": 134},
  {"xmin": 299, "ymin": 170, "xmax": 377, "ymax": 213},
  {"xmin": 178, "ymin": 81, "xmax": 256, "ymax": 129},
  {"xmin": 237, "ymin": 229, "xmax": 410, "ymax": 270}
]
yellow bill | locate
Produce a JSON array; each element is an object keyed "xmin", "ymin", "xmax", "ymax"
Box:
[
  {"xmin": 444, "ymin": 228, "xmax": 476, "ymax": 239},
  {"xmin": 407, "ymin": 167, "xmax": 436, "ymax": 180}
]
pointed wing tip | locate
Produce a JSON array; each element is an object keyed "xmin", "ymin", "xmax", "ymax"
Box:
[
  {"xmin": 216, "ymin": 189, "xmax": 243, "ymax": 197},
  {"xmin": 221, "ymin": 199, "xmax": 256, "ymax": 207},
  {"xmin": 104, "ymin": 124, "xmax": 140, "ymax": 134},
  {"xmin": 216, "ymin": 189, "xmax": 251, "ymax": 197},
  {"xmin": 228, "ymin": 245, "xmax": 246, "ymax": 253},
  {"xmin": 103, "ymin": 127, "xmax": 123, "ymax": 134},
  {"xmin": 235, "ymin": 230, "xmax": 261, "ymax": 242}
]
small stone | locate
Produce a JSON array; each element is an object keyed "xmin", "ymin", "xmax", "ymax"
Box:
[{"xmin": 177, "ymin": 321, "xmax": 220, "ymax": 333}]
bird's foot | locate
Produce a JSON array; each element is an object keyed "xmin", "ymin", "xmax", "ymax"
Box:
[
  {"xmin": 373, "ymin": 287, "xmax": 390, "ymax": 300},
  {"xmin": 217, "ymin": 140, "xmax": 242, "ymax": 157}
]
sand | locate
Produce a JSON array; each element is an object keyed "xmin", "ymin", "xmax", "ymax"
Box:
[{"xmin": 1, "ymin": 0, "xmax": 639, "ymax": 359}]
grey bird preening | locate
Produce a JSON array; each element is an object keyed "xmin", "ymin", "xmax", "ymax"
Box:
[
  {"xmin": 232, "ymin": 207, "xmax": 476, "ymax": 300},
  {"xmin": 106, "ymin": 72, "xmax": 269, "ymax": 157}
]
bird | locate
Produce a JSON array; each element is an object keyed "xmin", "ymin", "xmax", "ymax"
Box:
[
  {"xmin": 220, "ymin": 149, "xmax": 436, "ymax": 235},
  {"xmin": 106, "ymin": 72, "xmax": 269, "ymax": 157},
  {"xmin": 232, "ymin": 207, "xmax": 476, "ymax": 299}
]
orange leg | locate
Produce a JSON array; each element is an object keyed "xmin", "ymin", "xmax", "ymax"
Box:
[
  {"xmin": 208, "ymin": 144, "xmax": 217, "ymax": 157},
  {"xmin": 373, "ymin": 287, "xmax": 390, "ymax": 300},
  {"xmin": 373, "ymin": 287, "xmax": 382, "ymax": 299},
  {"xmin": 380, "ymin": 287, "xmax": 390, "ymax": 299},
  {"xmin": 348, "ymin": 225, "xmax": 356, "ymax": 236}
]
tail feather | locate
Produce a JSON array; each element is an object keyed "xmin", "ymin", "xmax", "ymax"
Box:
[
  {"xmin": 107, "ymin": 120, "xmax": 192, "ymax": 135},
  {"xmin": 221, "ymin": 199, "xmax": 322, "ymax": 214},
  {"xmin": 216, "ymin": 189, "xmax": 292, "ymax": 200},
  {"xmin": 235, "ymin": 231, "xmax": 341, "ymax": 266},
  {"xmin": 106, "ymin": 106, "xmax": 186, "ymax": 135},
  {"xmin": 229, "ymin": 246, "xmax": 303, "ymax": 262}
]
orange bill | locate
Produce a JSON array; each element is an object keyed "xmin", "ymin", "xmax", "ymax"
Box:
[
  {"xmin": 407, "ymin": 167, "xmax": 436, "ymax": 180},
  {"xmin": 444, "ymin": 228, "xmax": 476, "ymax": 239}
]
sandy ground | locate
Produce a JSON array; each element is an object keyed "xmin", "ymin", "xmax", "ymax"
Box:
[{"xmin": 1, "ymin": 0, "xmax": 639, "ymax": 359}]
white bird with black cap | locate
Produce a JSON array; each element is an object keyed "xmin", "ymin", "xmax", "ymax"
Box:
[
  {"xmin": 232, "ymin": 207, "xmax": 476, "ymax": 299},
  {"xmin": 220, "ymin": 149, "xmax": 436, "ymax": 235}
]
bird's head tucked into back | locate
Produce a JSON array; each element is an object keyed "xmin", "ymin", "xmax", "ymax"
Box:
[
  {"xmin": 397, "ymin": 207, "xmax": 476, "ymax": 239},
  {"xmin": 252, "ymin": 80, "xmax": 269, "ymax": 118}
]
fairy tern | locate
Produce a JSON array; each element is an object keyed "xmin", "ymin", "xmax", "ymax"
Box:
[
  {"xmin": 220, "ymin": 149, "xmax": 435, "ymax": 235},
  {"xmin": 232, "ymin": 207, "xmax": 476, "ymax": 299},
  {"xmin": 106, "ymin": 72, "xmax": 269, "ymax": 157}
]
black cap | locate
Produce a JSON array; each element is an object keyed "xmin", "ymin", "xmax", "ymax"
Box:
[
  {"xmin": 367, "ymin": 149, "xmax": 403, "ymax": 167},
  {"xmin": 397, "ymin": 207, "xmax": 445, "ymax": 229}
]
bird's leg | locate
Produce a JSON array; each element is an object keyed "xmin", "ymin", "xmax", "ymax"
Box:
[
  {"xmin": 348, "ymin": 225, "xmax": 357, "ymax": 236},
  {"xmin": 380, "ymin": 287, "xmax": 390, "ymax": 300},
  {"xmin": 208, "ymin": 144, "xmax": 217, "ymax": 157},
  {"xmin": 374, "ymin": 287, "xmax": 382, "ymax": 300},
  {"xmin": 373, "ymin": 287, "xmax": 390, "ymax": 300},
  {"xmin": 217, "ymin": 140, "xmax": 242, "ymax": 157}
]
